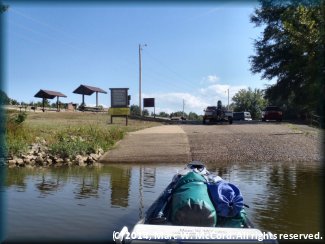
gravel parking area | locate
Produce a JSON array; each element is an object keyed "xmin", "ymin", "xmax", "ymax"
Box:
[{"xmin": 181, "ymin": 122, "xmax": 322, "ymax": 163}]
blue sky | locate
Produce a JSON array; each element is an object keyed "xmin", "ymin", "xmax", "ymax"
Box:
[{"xmin": 4, "ymin": 2, "xmax": 272, "ymax": 115}]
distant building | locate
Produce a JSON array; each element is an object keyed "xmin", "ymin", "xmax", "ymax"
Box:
[{"xmin": 66, "ymin": 102, "xmax": 78, "ymax": 111}]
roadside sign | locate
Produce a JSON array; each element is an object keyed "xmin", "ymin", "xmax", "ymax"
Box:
[
  {"xmin": 108, "ymin": 107, "xmax": 130, "ymax": 116},
  {"xmin": 143, "ymin": 98, "xmax": 155, "ymax": 107},
  {"xmin": 110, "ymin": 88, "xmax": 129, "ymax": 108},
  {"xmin": 109, "ymin": 88, "xmax": 130, "ymax": 125}
]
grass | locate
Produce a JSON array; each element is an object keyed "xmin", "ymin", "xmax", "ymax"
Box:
[
  {"xmin": 5, "ymin": 110, "xmax": 162, "ymax": 158},
  {"xmin": 286, "ymin": 122, "xmax": 322, "ymax": 138},
  {"xmin": 286, "ymin": 123, "xmax": 301, "ymax": 133}
]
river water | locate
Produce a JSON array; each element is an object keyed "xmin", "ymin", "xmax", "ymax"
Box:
[{"xmin": 2, "ymin": 162, "xmax": 323, "ymax": 242}]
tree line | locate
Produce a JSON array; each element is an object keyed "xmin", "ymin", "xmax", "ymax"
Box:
[
  {"xmin": 129, "ymin": 0, "xmax": 325, "ymax": 122},
  {"xmin": 0, "ymin": 91, "xmax": 67, "ymax": 108},
  {"xmin": 129, "ymin": 105, "xmax": 202, "ymax": 121},
  {"xmin": 249, "ymin": 0, "xmax": 324, "ymax": 122}
]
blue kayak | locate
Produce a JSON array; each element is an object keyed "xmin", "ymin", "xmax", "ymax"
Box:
[{"xmin": 115, "ymin": 161, "xmax": 278, "ymax": 244}]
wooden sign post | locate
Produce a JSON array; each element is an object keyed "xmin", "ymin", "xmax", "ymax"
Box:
[{"xmin": 109, "ymin": 88, "xmax": 130, "ymax": 126}]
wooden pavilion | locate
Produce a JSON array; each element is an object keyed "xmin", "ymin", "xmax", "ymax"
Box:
[
  {"xmin": 34, "ymin": 89, "xmax": 67, "ymax": 112},
  {"xmin": 73, "ymin": 84, "xmax": 107, "ymax": 109}
]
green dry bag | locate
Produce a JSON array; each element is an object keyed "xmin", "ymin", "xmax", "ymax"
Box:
[
  {"xmin": 171, "ymin": 172, "xmax": 217, "ymax": 227},
  {"xmin": 217, "ymin": 209, "xmax": 247, "ymax": 228}
]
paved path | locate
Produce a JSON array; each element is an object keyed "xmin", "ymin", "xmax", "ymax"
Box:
[
  {"xmin": 100, "ymin": 123, "xmax": 321, "ymax": 164},
  {"xmin": 100, "ymin": 125, "xmax": 191, "ymax": 164},
  {"xmin": 181, "ymin": 123, "xmax": 321, "ymax": 163}
]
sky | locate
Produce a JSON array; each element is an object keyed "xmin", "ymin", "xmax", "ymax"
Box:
[{"xmin": 3, "ymin": 1, "xmax": 273, "ymax": 115}]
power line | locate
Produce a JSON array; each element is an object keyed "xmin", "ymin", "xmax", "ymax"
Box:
[
  {"xmin": 142, "ymin": 50, "xmax": 201, "ymax": 93},
  {"xmin": 144, "ymin": 49, "xmax": 198, "ymax": 89},
  {"xmin": 10, "ymin": 8, "xmax": 138, "ymax": 74}
]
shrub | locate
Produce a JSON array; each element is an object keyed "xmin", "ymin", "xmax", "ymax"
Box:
[
  {"xmin": 48, "ymin": 126, "xmax": 125, "ymax": 159},
  {"xmin": 6, "ymin": 111, "xmax": 31, "ymax": 156},
  {"xmin": 15, "ymin": 112, "xmax": 27, "ymax": 124},
  {"xmin": 5, "ymin": 111, "xmax": 130, "ymax": 159}
]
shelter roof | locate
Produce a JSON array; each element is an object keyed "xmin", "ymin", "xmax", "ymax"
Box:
[
  {"xmin": 34, "ymin": 89, "xmax": 67, "ymax": 99},
  {"xmin": 73, "ymin": 84, "xmax": 107, "ymax": 96}
]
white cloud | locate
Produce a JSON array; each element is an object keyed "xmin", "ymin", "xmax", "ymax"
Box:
[
  {"xmin": 200, "ymin": 75, "xmax": 220, "ymax": 84},
  {"xmin": 153, "ymin": 107, "xmax": 174, "ymax": 115},
  {"xmin": 200, "ymin": 83, "xmax": 228, "ymax": 96},
  {"xmin": 200, "ymin": 84, "xmax": 246, "ymax": 98},
  {"xmin": 139, "ymin": 75, "xmax": 247, "ymax": 115},
  {"xmin": 199, "ymin": 75, "xmax": 247, "ymax": 105},
  {"xmin": 207, "ymin": 75, "xmax": 219, "ymax": 83},
  {"xmin": 143, "ymin": 92, "xmax": 209, "ymax": 115}
]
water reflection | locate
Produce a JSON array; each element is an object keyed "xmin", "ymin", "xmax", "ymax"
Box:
[
  {"xmin": 74, "ymin": 173, "xmax": 100, "ymax": 199},
  {"xmin": 138, "ymin": 166, "xmax": 157, "ymax": 218},
  {"xmin": 214, "ymin": 167, "xmax": 230, "ymax": 179},
  {"xmin": 4, "ymin": 162, "xmax": 323, "ymax": 241},
  {"xmin": 110, "ymin": 166, "xmax": 131, "ymax": 208},
  {"xmin": 259, "ymin": 163, "xmax": 322, "ymax": 233},
  {"xmin": 206, "ymin": 162, "xmax": 323, "ymax": 234},
  {"xmin": 143, "ymin": 167, "xmax": 156, "ymax": 190},
  {"xmin": 35, "ymin": 174, "xmax": 62, "ymax": 197},
  {"xmin": 5, "ymin": 168, "xmax": 28, "ymax": 192}
]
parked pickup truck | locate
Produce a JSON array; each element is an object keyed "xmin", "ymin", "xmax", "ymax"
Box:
[{"xmin": 203, "ymin": 106, "xmax": 233, "ymax": 124}]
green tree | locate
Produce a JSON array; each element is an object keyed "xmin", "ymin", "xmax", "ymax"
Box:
[
  {"xmin": 170, "ymin": 111, "xmax": 187, "ymax": 118},
  {"xmin": 250, "ymin": 0, "xmax": 324, "ymax": 119},
  {"xmin": 10, "ymin": 99, "xmax": 19, "ymax": 105},
  {"xmin": 130, "ymin": 104, "xmax": 140, "ymax": 116},
  {"xmin": 33, "ymin": 99, "xmax": 50, "ymax": 108},
  {"xmin": 188, "ymin": 112, "xmax": 199, "ymax": 120},
  {"xmin": 232, "ymin": 87, "xmax": 268, "ymax": 119},
  {"xmin": 35, "ymin": 101, "xmax": 43, "ymax": 107},
  {"xmin": 158, "ymin": 111, "xmax": 169, "ymax": 118},
  {"xmin": 0, "ymin": 90, "xmax": 10, "ymax": 105},
  {"xmin": 228, "ymin": 103, "xmax": 236, "ymax": 111},
  {"xmin": 43, "ymin": 99, "xmax": 50, "ymax": 107},
  {"xmin": 142, "ymin": 109, "xmax": 149, "ymax": 116}
]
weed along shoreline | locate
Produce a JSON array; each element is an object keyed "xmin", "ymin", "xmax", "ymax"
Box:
[{"xmin": 4, "ymin": 110, "xmax": 163, "ymax": 168}]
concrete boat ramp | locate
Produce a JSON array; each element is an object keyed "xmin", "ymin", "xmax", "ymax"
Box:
[
  {"xmin": 100, "ymin": 125, "xmax": 191, "ymax": 164},
  {"xmin": 99, "ymin": 123, "xmax": 321, "ymax": 164}
]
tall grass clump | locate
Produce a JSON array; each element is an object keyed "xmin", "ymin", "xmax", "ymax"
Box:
[
  {"xmin": 49, "ymin": 125, "xmax": 125, "ymax": 159},
  {"xmin": 6, "ymin": 111, "xmax": 33, "ymax": 156}
]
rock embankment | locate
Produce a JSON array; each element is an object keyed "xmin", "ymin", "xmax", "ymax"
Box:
[{"xmin": 6, "ymin": 141, "xmax": 104, "ymax": 168}]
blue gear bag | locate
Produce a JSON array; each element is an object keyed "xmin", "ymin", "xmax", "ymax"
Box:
[{"xmin": 208, "ymin": 180, "xmax": 244, "ymax": 218}]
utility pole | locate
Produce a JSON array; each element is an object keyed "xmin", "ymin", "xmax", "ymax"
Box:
[
  {"xmin": 227, "ymin": 89, "xmax": 229, "ymax": 110},
  {"xmin": 182, "ymin": 99, "xmax": 185, "ymax": 118},
  {"xmin": 139, "ymin": 44, "xmax": 147, "ymax": 116}
]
